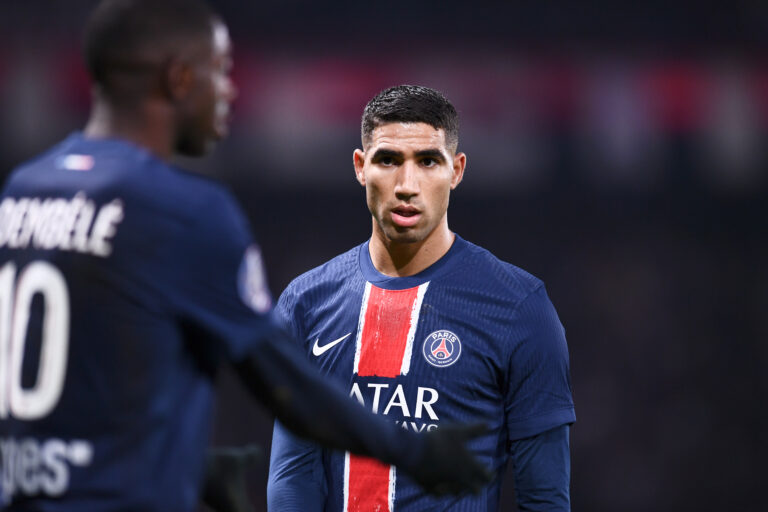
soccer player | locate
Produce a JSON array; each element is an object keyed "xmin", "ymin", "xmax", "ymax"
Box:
[
  {"xmin": 0, "ymin": 2, "xmax": 491, "ymax": 510},
  {"xmin": 267, "ymin": 85, "xmax": 576, "ymax": 511}
]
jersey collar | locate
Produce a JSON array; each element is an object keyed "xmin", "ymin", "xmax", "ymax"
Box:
[{"xmin": 358, "ymin": 233, "xmax": 469, "ymax": 290}]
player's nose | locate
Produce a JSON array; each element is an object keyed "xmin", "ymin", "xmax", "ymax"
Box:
[{"xmin": 394, "ymin": 161, "xmax": 419, "ymax": 198}]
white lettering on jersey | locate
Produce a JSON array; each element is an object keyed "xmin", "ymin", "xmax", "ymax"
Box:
[
  {"xmin": 382, "ymin": 385, "xmax": 410, "ymax": 417},
  {"xmin": 0, "ymin": 194, "xmax": 123, "ymax": 257},
  {"xmin": 349, "ymin": 382, "xmax": 365, "ymax": 406},
  {"xmin": 368, "ymin": 383, "xmax": 388, "ymax": 414},
  {"xmin": 88, "ymin": 199, "xmax": 124, "ymax": 256},
  {"xmin": 0, "ymin": 437, "xmax": 93, "ymax": 504},
  {"xmin": 348, "ymin": 383, "xmax": 440, "ymax": 422},
  {"xmin": 392, "ymin": 421, "xmax": 439, "ymax": 433},
  {"xmin": 415, "ymin": 386, "xmax": 439, "ymax": 420}
]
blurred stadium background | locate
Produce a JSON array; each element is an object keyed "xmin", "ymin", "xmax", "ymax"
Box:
[{"xmin": 1, "ymin": 1, "xmax": 766, "ymax": 510}]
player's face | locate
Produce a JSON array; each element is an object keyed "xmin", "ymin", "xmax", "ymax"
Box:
[
  {"xmin": 354, "ymin": 122, "xmax": 465, "ymax": 245},
  {"xmin": 176, "ymin": 20, "xmax": 237, "ymax": 156}
]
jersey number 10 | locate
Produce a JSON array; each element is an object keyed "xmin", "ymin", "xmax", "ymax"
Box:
[{"xmin": 0, "ymin": 261, "xmax": 70, "ymax": 420}]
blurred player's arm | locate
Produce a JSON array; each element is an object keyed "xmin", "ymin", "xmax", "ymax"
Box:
[
  {"xmin": 233, "ymin": 327, "xmax": 491, "ymax": 495},
  {"xmin": 267, "ymin": 421, "xmax": 326, "ymax": 512}
]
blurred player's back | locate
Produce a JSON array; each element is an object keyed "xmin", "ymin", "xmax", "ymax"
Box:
[{"xmin": 0, "ymin": 133, "xmax": 267, "ymax": 510}]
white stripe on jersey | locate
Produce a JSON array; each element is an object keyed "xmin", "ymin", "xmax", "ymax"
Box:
[
  {"xmin": 352, "ymin": 282, "xmax": 372, "ymax": 375},
  {"xmin": 389, "ymin": 464, "xmax": 397, "ymax": 512},
  {"xmin": 343, "ymin": 451, "xmax": 351, "ymax": 512},
  {"xmin": 400, "ymin": 282, "xmax": 429, "ymax": 375}
]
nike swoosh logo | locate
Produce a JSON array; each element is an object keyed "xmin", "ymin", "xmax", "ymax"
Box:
[{"xmin": 312, "ymin": 332, "xmax": 352, "ymax": 356}]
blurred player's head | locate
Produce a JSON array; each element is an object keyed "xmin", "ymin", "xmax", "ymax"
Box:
[
  {"xmin": 83, "ymin": 0, "xmax": 236, "ymax": 156},
  {"xmin": 354, "ymin": 85, "xmax": 466, "ymax": 248}
]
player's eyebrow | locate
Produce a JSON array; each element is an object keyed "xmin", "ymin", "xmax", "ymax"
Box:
[
  {"xmin": 371, "ymin": 148, "xmax": 404, "ymax": 161},
  {"xmin": 414, "ymin": 149, "xmax": 447, "ymax": 163}
]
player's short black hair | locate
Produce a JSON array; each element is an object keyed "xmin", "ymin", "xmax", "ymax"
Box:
[
  {"xmin": 361, "ymin": 85, "xmax": 459, "ymax": 151},
  {"xmin": 83, "ymin": 0, "xmax": 217, "ymax": 86}
]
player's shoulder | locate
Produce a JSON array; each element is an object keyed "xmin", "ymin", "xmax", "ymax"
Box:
[
  {"xmin": 108, "ymin": 143, "xmax": 237, "ymax": 221},
  {"xmin": 456, "ymin": 237, "xmax": 545, "ymax": 302},
  {"xmin": 147, "ymin": 164, "xmax": 251, "ymax": 251},
  {"xmin": 276, "ymin": 244, "xmax": 361, "ymax": 325},
  {"xmin": 283, "ymin": 244, "xmax": 361, "ymax": 297},
  {"xmin": 5, "ymin": 133, "xmax": 231, "ymax": 204},
  {"xmin": 163, "ymin": 165, "xmax": 242, "ymax": 224},
  {"xmin": 3, "ymin": 135, "xmax": 80, "ymax": 190},
  {"xmin": 6, "ymin": 134, "xmax": 247, "ymax": 242}
]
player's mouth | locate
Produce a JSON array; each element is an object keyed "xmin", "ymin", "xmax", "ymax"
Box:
[{"xmin": 390, "ymin": 205, "xmax": 421, "ymax": 227}]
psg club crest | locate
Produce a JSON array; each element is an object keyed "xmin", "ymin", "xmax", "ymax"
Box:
[{"xmin": 422, "ymin": 330, "xmax": 461, "ymax": 368}]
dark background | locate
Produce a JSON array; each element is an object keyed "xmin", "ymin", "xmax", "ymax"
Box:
[{"xmin": 1, "ymin": 1, "xmax": 766, "ymax": 510}]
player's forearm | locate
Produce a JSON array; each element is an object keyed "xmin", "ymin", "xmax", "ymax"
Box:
[
  {"xmin": 509, "ymin": 424, "xmax": 572, "ymax": 511},
  {"xmin": 267, "ymin": 478, "xmax": 325, "ymax": 512},
  {"xmin": 267, "ymin": 484, "xmax": 325, "ymax": 512},
  {"xmin": 267, "ymin": 422, "xmax": 326, "ymax": 512},
  {"xmin": 234, "ymin": 329, "xmax": 421, "ymax": 469}
]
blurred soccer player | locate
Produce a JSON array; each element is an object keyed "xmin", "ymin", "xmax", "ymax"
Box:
[
  {"xmin": 268, "ymin": 85, "xmax": 576, "ymax": 511},
  {"xmin": 0, "ymin": 2, "xmax": 491, "ymax": 510}
]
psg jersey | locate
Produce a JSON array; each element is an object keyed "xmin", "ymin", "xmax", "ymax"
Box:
[
  {"xmin": 0, "ymin": 134, "xmax": 277, "ymax": 510},
  {"xmin": 270, "ymin": 236, "xmax": 575, "ymax": 511}
]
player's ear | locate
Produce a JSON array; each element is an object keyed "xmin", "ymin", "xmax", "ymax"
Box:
[
  {"xmin": 164, "ymin": 59, "xmax": 195, "ymax": 101},
  {"xmin": 353, "ymin": 149, "xmax": 366, "ymax": 186},
  {"xmin": 450, "ymin": 152, "xmax": 466, "ymax": 190}
]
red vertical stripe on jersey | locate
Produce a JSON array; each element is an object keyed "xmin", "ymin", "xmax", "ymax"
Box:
[
  {"xmin": 346, "ymin": 456, "xmax": 391, "ymax": 512},
  {"xmin": 356, "ymin": 285, "xmax": 419, "ymax": 378},
  {"xmin": 347, "ymin": 284, "xmax": 423, "ymax": 512}
]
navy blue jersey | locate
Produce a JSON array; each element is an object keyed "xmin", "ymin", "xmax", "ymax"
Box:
[
  {"xmin": 268, "ymin": 236, "xmax": 575, "ymax": 511},
  {"xmin": 0, "ymin": 134, "xmax": 279, "ymax": 510}
]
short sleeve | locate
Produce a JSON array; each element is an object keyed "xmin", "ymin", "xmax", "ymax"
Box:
[
  {"xmin": 275, "ymin": 281, "xmax": 304, "ymax": 342},
  {"xmin": 505, "ymin": 285, "xmax": 575, "ymax": 441},
  {"xmin": 164, "ymin": 185, "xmax": 281, "ymax": 362}
]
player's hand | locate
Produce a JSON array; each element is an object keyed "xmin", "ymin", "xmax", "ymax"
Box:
[
  {"xmin": 410, "ymin": 423, "xmax": 493, "ymax": 496},
  {"xmin": 201, "ymin": 444, "xmax": 263, "ymax": 512}
]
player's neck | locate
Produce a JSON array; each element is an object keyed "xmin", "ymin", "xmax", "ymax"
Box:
[
  {"xmin": 84, "ymin": 98, "xmax": 175, "ymax": 160},
  {"xmin": 369, "ymin": 222, "xmax": 454, "ymax": 278}
]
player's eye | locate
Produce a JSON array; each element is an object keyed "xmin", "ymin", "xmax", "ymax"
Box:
[
  {"xmin": 379, "ymin": 156, "xmax": 396, "ymax": 166},
  {"xmin": 421, "ymin": 157, "xmax": 438, "ymax": 167}
]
